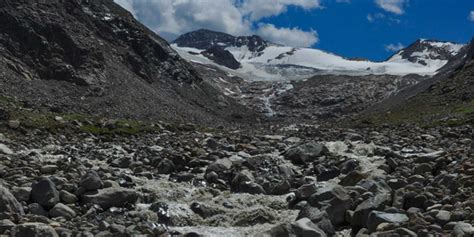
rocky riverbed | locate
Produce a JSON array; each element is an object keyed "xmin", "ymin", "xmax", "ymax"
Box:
[{"xmin": 0, "ymin": 121, "xmax": 473, "ymax": 236}]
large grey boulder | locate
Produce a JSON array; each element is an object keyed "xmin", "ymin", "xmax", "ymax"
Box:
[
  {"xmin": 453, "ymin": 222, "xmax": 474, "ymax": 237},
  {"xmin": 309, "ymin": 184, "xmax": 351, "ymax": 228},
  {"xmin": 49, "ymin": 203, "xmax": 76, "ymax": 219},
  {"xmin": 0, "ymin": 144, "xmax": 13, "ymax": 155},
  {"xmin": 367, "ymin": 211, "xmax": 408, "ymax": 232},
  {"xmin": 11, "ymin": 223, "xmax": 58, "ymax": 237},
  {"xmin": 351, "ymin": 193, "xmax": 390, "ymax": 232},
  {"xmin": 283, "ymin": 142, "xmax": 327, "ymax": 164},
  {"xmin": 31, "ymin": 177, "xmax": 59, "ymax": 208},
  {"xmin": 79, "ymin": 171, "xmax": 103, "ymax": 191},
  {"xmin": 292, "ymin": 218, "xmax": 327, "ymax": 237},
  {"xmin": 81, "ymin": 187, "xmax": 139, "ymax": 209},
  {"xmin": 0, "ymin": 219, "xmax": 15, "ymax": 234},
  {"xmin": 0, "ymin": 185, "xmax": 24, "ymax": 217}
]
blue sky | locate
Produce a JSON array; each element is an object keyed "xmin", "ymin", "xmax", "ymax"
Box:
[{"xmin": 116, "ymin": 0, "xmax": 474, "ymax": 61}]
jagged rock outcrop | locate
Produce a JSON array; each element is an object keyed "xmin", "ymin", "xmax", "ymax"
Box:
[
  {"xmin": 173, "ymin": 29, "xmax": 269, "ymax": 52},
  {"xmin": 389, "ymin": 39, "xmax": 463, "ymax": 66},
  {"xmin": 0, "ymin": 0, "xmax": 256, "ymax": 125}
]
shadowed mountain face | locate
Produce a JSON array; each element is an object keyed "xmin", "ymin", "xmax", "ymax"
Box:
[
  {"xmin": 173, "ymin": 29, "xmax": 269, "ymax": 52},
  {"xmin": 0, "ymin": 0, "xmax": 256, "ymax": 125}
]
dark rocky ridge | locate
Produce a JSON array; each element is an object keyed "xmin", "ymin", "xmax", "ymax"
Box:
[
  {"xmin": 389, "ymin": 39, "xmax": 462, "ymax": 66},
  {"xmin": 173, "ymin": 29, "xmax": 271, "ymax": 69},
  {"xmin": 201, "ymin": 46, "xmax": 241, "ymax": 70},
  {"xmin": 173, "ymin": 29, "xmax": 269, "ymax": 52},
  {"xmin": 0, "ymin": 0, "xmax": 256, "ymax": 125}
]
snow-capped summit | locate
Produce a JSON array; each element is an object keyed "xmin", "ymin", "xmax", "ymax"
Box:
[
  {"xmin": 388, "ymin": 39, "xmax": 464, "ymax": 66},
  {"xmin": 172, "ymin": 29, "xmax": 465, "ymax": 81},
  {"xmin": 174, "ymin": 29, "xmax": 269, "ymax": 52}
]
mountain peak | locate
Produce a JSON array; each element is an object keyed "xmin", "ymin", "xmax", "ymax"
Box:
[
  {"xmin": 388, "ymin": 39, "xmax": 464, "ymax": 65},
  {"xmin": 173, "ymin": 28, "xmax": 268, "ymax": 52}
]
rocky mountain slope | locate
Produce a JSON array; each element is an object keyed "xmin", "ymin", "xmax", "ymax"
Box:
[
  {"xmin": 172, "ymin": 29, "xmax": 463, "ymax": 80},
  {"xmin": 362, "ymin": 39, "xmax": 474, "ymax": 125},
  {"xmin": 387, "ymin": 39, "xmax": 464, "ymax": 66},
  {"xmin": 0, "ymin": 0, "xmax": 255, "ymax": 125},
  {"xmin": 189, "ymin": 55, "xmax": 427, "ymax": 123}
]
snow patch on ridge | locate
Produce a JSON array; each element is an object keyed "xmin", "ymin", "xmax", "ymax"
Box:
[{"xmin": 172, "ymin": 39, "xmax": 465, "ymax": 81}]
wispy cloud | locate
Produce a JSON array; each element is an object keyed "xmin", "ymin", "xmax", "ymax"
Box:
[
  {"xmin": 367, "ymin": 13, "xmax": 385, "ymax": 22},
  {"xmin": 385, "ymin": 43, "xmax": 404, "ymax": 52},
  {"xmin": 239, "ymin": 0, "xmax": 322, "ymax": 21},
  {"xmin": 469, "ymin": 11, "xmax": 474, "ymax": 21},
  {"xmin": 257, "ymin": 23, "xmax": 318, "ymax": 47},
  {"xmin": 367, "ymin": 13, "xmax": 401, "ymax": 24},
  {"xmin": 375, "ymin": 0, "xmax": 408, "ymax": 15}
]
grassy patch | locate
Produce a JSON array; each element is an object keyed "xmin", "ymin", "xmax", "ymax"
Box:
[
  {"xmin": 358, "ymin": 96, "xmax": 474, "ymax": 127},
  {"xmin": 0, "ymin": 96, "xmax": 160, "ymax": 135},
  {"xmin": 78, "ymin": 120, "xmax": 157, "ymax": 135}
]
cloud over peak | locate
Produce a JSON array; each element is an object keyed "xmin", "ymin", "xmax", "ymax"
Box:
[
  {"xmin": 257, "ymin": 23, "xmax": 319, "ymax": 47},
  {"xmin": 239, "ymin": 0, "xmax": 322, "ymax": 21},
  {"xmin": 114, "ymin": 0, "xmax": 320, "ymax": 48}
]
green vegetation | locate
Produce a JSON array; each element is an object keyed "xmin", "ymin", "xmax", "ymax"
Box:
[
  {"xmin": 0, "ymin": 95, "xmax": 160, "ymax": 136},
  {"xmin": 359, "ymin": 97, "xmax": 474, "ymax": 127}
]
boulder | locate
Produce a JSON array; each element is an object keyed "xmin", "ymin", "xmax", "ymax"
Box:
[
  {"xmin": 59, "ymin": 190, "xmax": 78, "ymax": 204},
  {"xmin": 295, "ymin": 183, "xmax": 318, "ymax": 201},
  {"xmin": 265, "ymin": 223, "xmax": 295, "ymax": 237},
  {"xmin": 156, "ymin": 159, "xmax": 176, "ymax": 174},
  {"xmin": 323, "ymin": 188, "xmax": 351, "ymax": 227},
  {"xmin": 110, "ymin": 157, "xmax": 132, "ymax": 168},
  {"xmin": 206, "ymin": 158, "xmax": 232, "ymax": 180},
  {"xmin": 11, "ymin": 222, "xmax": 58, "ymax": 237},
  {"xmin": 351, "ymin": 193, "xmax": 390, "ymax": 231},
  {"xmin": 339, "ymin": 170, "xmax": 368, "ymax": 186},
  {"xmin": 367, "ymin": 211, "xmax": 408, "ymax": 232},
  {"xmin": 296, "ymin": 206, "xmax": 334, "ymax": 234},
  {"xmin": 435, "ymin": 210, "xmax": 451, "ymax": 225},
  {"xmin": 0, "ymin": 219, "xmax": 15, "ymax": 234},
  {"xmin": 238, "ymin": 182, "xmax": 266, "ymax": 194},
  {"xmin": 81, "ymin": 187, "xmax": 138, "ymax": 209},
  {"xmin": 0, "ymin": 185, "xmax": 24, "ymax": 217},
  {"xmin": 453, "ymin": 222, "xmax": 474, "ymax": 237},
  {"xmin": 31, "ymin": 177, "xmax": 59, "ymax": 208},
  {"xmin": 0, "ymin": 144, "xmax": 13, "ymax": 155},
  {"xmin": 283, "ymin": 142, "xmax": 327, "ymax": 164},
  {"xmin": 79, "ymin": 171, "xmax": 103, "ymax": 191},
  {"xmin": 296, "ymin": 205, "xmax": 325, "ymax": 223},
  {"xmin": 8, "ymin": 120, "xmax": 20, "ymax": 129},
  {"xmin": 292, "ymin": 218, "xmax": 327, "ymax": 237},
  {"xmin": 40, "ymin": 165, "xmax": 58, "ymax": 174},
  {"xmin": 11, "ymin": 187, "xmax": 31, "ymax": 202},
  {"xmin": 314, "ymin": 165, "xmax": 340, "ymax": 181},
  {"xmin": 308, "ymin": 184, "xmax": 351, "ymax": 228},
  {"xmin": 28, "ymin": 203, "xmax": 48, "ymax": 216},
  {"xmin": 413, "ymin": 163, "xmax": 432, "ymax": 175},
  {"xmin": 49, "ymin": 203, "xmax": 76, "ymax": 219},
  {"xmin": 231, "ymin": 170, "xmax": 254, "ymax": 192}
]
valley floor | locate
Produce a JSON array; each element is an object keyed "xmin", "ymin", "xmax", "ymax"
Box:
[{"xmin": 0, "ymin": 111, "xmax": 473, "ymax": 236}]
